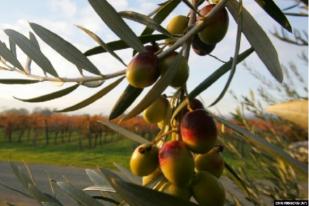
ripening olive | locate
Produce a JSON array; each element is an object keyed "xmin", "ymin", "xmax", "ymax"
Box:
[
  {"xmin": 197, "ymin": 4, "xmax": 229, "ymax": 45},
  {"xmin": 130, "ymin": 144, "xmax": 159, "ymax": 176}
]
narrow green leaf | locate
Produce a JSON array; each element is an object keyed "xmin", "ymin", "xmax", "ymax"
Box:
[
  {"xmin": 29, "ymin": 22, "xmax": 101, "ymax": 75},
  {"xmin": 0, "ymin": 79, "xmax": 40, "ymax": 84},
  {"xmin": 227, "ymin": 0, "xmax": 283, "ymax": 82},
  {"xmin": 9, "ymin": 36, "xmax": 17, "ymax": 58},
  {"xmin": 172, "ymin": 48, "xmax": 254, "ymax": 120},
  {"xmin": 101, "ymin": 169, "xmax": 199, "ymax": 206},
  {"xmin": 98, "ymin": 120, "xmax": 150, "ymax": 144},
  {"xmin": 254, "ymin": 0, "xmax": 292, "ymax": 32},
  {"xmin": 14, "ymin": 84, "xmax": 79, "ymax": 103},
  {"xmin": 24, "ymin": 32, "xmax": 39, "ymax": 74},
  {"xmin": 4, "ymin": 29, "xmax": 58, "ymax": 77},
  {"xmin": 57, "ymin": 77, "xmax": 124, "ymax": 112},
  {"xmin": 213, "ymin": 114, "xmax": 308, "ymax": 175},
  {"xmin": 0, "ymin": 181, "xmax": 32, "ymax": 198},
  {"xmin": 119, "ymin": 11, "xmax": 172, "ymax": 38},
  {"xmin": 125, "ymin": 54, "xmax": 183, "ymax": 120},
  {"xmin": 77, "ymin": 25, "xmax": 127, "ymax": 66},
  {"xmin": 85, "ymin": 169, "xmax": 109, "ymax": 187},
  {"xmin": 88, "ymin": 0, "xmax": 145, "ymax": 53},
  {"xmin": 84, "ymin": 34, "xmax": 168, "ymax": 56},
  {"xmin": 109, "ymin": 84, "xmax": 143, "ymax": 120},
  {"xmin": 113, "ymin": 163, "xmax": 141, "ymax": 185},
  {"xmin": 141, "ymin": 0, "xmax": 181, "ymax": 36},
  {"xmin": 56, "ymin": 181, "xmax": 104, "ymax": 206},
  {"xmin": 0, "ymin": 41, "xmax": 23, "ymax": 71},
  {"xmin": 209, "ymin": 2, "xmax": 243, "ymax": 107}
]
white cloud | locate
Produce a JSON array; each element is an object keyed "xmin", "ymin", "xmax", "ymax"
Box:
[{"xmin": 49, "ymin": 0, "xmax": 77, "ymax": 17}]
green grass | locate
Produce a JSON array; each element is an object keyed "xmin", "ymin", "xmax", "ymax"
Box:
[{"xmin": 0, "ymin": 138, "xmax": 134, "ymax": 168}]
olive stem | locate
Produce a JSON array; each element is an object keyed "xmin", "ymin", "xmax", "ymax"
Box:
[
  {"xmin": 152, "ymin": 129, "xmax": 179, "ymax": 144},
  {"xmin": 0, "ymin": 59, "xmax": 126, "ymax": 83}
]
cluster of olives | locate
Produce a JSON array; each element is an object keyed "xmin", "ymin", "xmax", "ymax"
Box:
[
  {"xmin": 126, "ymin": 3, "xmax": 229, "ymax": 206},
  {"xmin": 126, "ymin": 4, "xmax": 229, "ymax": 90},
  {"xmin": 130, "ymin": 99, "xmax": 225, "ymax": 206}
]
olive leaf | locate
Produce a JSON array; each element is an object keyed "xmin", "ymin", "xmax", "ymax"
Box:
[
  {"xmin": 254, "ymin": 0, "xmax": 292, "ymax": 32},
  {"xmin": 101, "ymin": 169, "xmax": 199, "ymax": 206},
  {"xmin": 29, "ymin": 22, "xmax": 101, "ymax": 75},
  {"xmin": 119, "ymin": 11, "xmax": 173, "ymax": 38},
  {"xmin": 14, "ymin": 84, "xmax": 80, "ymax": 102},
  {"xmin": 98, "ymin": 119, "xmax": 150, "ymax": 144},
  {"xmin": 88, "ymin": 0, "xmax": 146, "ymax": 53},
  {"xmin": 109, "ymin": 84, "xmax": 143, "ymax": 120},
  {"xmin": 57, "ymin": 77, "xmax": 124, "ymax": 112},
  {"xmin": 77, "ymin": 25, "xmax": 127, "ymax": 66},
  {"xmin": 227, "ymin": 0, "xmax": 283, "ymax": 82},
  {"xmin": 172, "ymin": 48, "xmax": 254, "ymax": 120},
  {"xmin": 0, "ymin": 79, "xmax": 40, "ymax": 84},
  {"xmin": 84, "ymin": 34, "xmax": 168, "ymax": 56},
  {"xmin": 0, "ymin": 41, "xmax": 24, "ymax": 71},
  {"xmin": 141, "ymin": 0, "xmax": 181, "ymax": 36},
  {"xmin": 5, "ymin": 29, "xmax": 58, "ymax": 77},
  {"xmin": 56, "ymin": 181, "xmax": 104, "ymax": 206}
]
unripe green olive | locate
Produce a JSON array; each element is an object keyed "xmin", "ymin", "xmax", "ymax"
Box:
[
  {"xmin": 180, "ymin": 109, "xmax": 217, "ymax": 153},
  {"xmin": 130, "ymin": 144, "xmax": 159, "ymax": 176},
  {"xmin": 192, "ymin": 171, "xmax": 225, "ymax": 206},
  {"xmin": 126, "ymin": 52, "xmax": 159, "ymax": 88},
  {"xmin": 158, "ymin": 52, "xmax": 189, "ymax": 88},
  {"xmin": 159, "ymin": 141, "xmax": 194, "ymax": 186},
  {"xmin": 197, "ymin": 4, "xmax": 229, "ymax": 45},
  {"xmin": 195, "ymin": 145, "xmax": 224, "ymax": 177},
  {"xmin": 163, "ymin": 184, "xmax": 191, "ymax": 200},
  {"xmin": 143, "ymin": 95, "xmax": 169, "ymax": 124},
  {"xmin": 166, "ymin": 15, "xmax": 189, "ymax": 45}
]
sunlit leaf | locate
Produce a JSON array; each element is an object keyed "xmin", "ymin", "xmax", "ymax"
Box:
[
  {"xmin": 266, "ymin": 99, "xmax": 308, "ymax": 129},
  {"xmin": 57, "ymin": 77, "xmax": 123, "ymax": 112},
  {"xmin": 213, "ymin": 114, "xmax": 308, "ymax": 175},
  {"xmin": 56, "ymin": 181, "xmax": 104, "ymax": 206},
  {"xmin": 125, "ymin": 54, "xmax": 183, "ymax": 120},
  {"xmin": 101, "ymin": 169, "xmax": 199, "ymax": 206},
  {"xmin": 14, "ymin": 84, "xmax": 79, "ymax": 102},
  {"xmin": 227, "ymin": 0, "xmax": 283, "ymax": 82},
  {"xmin": 84, "ymin": 34, "xmax": 167, "ymax": 56},
  {"xmin": 254, "ymin": 0, "xmax": 292, "ymax": 32},
  {"xmin": 88, "ymin": 0, "xmax": 145, "ymax": 53},
  {"xmin": 0, "ymin": 41, "xmax": 23, "ymax": 71},
  {"xmin": 82, "ymin": 80, "xmax": 104, "ymax": 88},
  {"xmin": 29, "ymin": 22, "xmax": 101, "ymax": 75},
  {"xmin": 0, "ymin": 79, "xmax": 40, "ymax": 84},
  {"xmin": 77, "ymin": 25, "xmax": 127, "ymax": 66},
  {"xmin": 119, "ymin": 11, "xmax": 172, "ymax": 37},
  {"xmin": 141, "ymin": 0, "xmax": 181, "ymax": 36},
  {"xmin": 113, "ymin": 163, "xmax": 141, "ymax": 185},
  {"xmin": 109, "ymin": 84, "xmax": 143, "ymax": 120},
  {"xmin": 98, "ymin": 120, "xmax": 150, "ymax": 144},
  {"xmin": 4, "ymin": 29, "xmax": 58, "ymax": 77}
]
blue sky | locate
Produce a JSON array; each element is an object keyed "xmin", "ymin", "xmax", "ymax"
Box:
[{"xmin": 0, "ymin": 0, "xmax": 307, "ymax": 116}]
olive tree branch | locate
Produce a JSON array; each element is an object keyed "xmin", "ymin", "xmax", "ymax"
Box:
[{"xmin": 0, "ymin": 58, "xmax": 126, "ymax": 83}]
